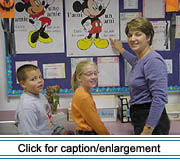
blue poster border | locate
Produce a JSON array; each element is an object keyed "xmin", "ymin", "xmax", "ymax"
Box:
[{"xmin": 6, "ymin": 56, "xmax": 180, "ymax": 96}]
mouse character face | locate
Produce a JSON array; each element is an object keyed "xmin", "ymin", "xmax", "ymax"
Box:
[
  {"xmin": 73, "ymin": 0, "xmax": 103, "ymax": 18},
  {"xmin": 26, "ymin": 0, "xmax": 45, "ymax": 15},
  {"xmin": 84, "ymin": 0, "xmax": 103, "ymax": 17},
  {"xmin": 15, "ymin": 0, "xmax": 45, "ymax": 15}
]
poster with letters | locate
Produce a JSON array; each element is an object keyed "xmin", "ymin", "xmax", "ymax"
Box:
[
  {"xmin": 65, "ymin": 0, "xmax": 119, "ymax": 57},
  {"xmin": 14, "ymin": 0, "xmax": 64, "ymax": 54}
]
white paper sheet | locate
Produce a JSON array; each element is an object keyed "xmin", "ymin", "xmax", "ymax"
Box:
[
  {"xmin": 151, "ymin": 21, "xmax": 170, "ymax": 51},
  {"xmin": 43, "ymin": 63, "xmax": 65, "ymax": 79},
  {"xmin": 120, "ymin": 12, "xmax": 142, "ymax": 42},
  {"xmin": 179, "ymin": 53, "xmax": 180, "ymax": 82},
  {"xmin": 71, "ymin": 58, "xmax": 93, "ymax": 76},
  {"xmin": 176, "ymin": 16, "xmax": 180, "ymax": 38},
  {"xmin": 123, "ymin": 0, "xmax": 138, "ymax": 9},
  {"xmin": 143, "ymin": 0, "xmax": 165, "ymax": 18},
  {"xmin": 124, "ymin": 60, "xmax": 131, "ymax": 86},
  {"xmin": 15, "ymin": 60, "xmax": 38, "ymax": 83},
  {"xmin": 97, "ymin": 57, "xmax": 120, "ymax": 87},
  {"xmin": 165, "ymin": 59, "xmax": 173, "ymax": 74}
]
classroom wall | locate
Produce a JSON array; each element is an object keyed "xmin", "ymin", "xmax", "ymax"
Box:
[{"xmin": 0, "ymin": 20, "xmax": 180, "ymax": 112}]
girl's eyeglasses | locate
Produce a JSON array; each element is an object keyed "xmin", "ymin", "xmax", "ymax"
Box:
[{"xmin": 82, "ymin": 71, "xmax": 99, "ymax": 77}]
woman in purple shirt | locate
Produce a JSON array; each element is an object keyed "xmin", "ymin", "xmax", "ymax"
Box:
[{"xmin": 110, "ymin": 17, "xmax": 170, "ymax": 135}]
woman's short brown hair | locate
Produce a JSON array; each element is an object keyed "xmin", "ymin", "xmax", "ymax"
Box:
[{"xmin": 125, "ymin": 17, "xmax": 154, "ymax": 45}]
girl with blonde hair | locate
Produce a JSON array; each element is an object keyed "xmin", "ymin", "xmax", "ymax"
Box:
[{"xmin": 71, "ymin": 60, "xmax": 110, "ymax": 135}]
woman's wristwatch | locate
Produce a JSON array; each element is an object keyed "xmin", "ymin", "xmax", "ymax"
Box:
[{"xmin": 144, "ymin": 124, "xmax": 154, "ymax": 131}]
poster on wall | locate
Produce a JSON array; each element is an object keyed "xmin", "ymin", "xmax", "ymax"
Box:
[
  {"xmin": 97, "ymin": 57, "xmax": 120, "ymax": 87},
  {"xmin": 143, "ymin": 0, "xmax": 165, "ymax": 18},
  {"xmin": 15, "ymin": 60, "xmax": 38, "ymax": 83},
  {"xmin": 151, "ymin": 21, "xmax": 170, "ymax": 51},
  {"xmin": 71, "ymin": 57, "xmax": 93, "ymax": 76},
  {"xmin": 124, "ymin": 60, "xmax": 131, "ymax": 86},
  {"xmin": 65, "ymin": 0, "xmax": 119, "ymax": 57},
  {"xmin": 120, "ymin": 12, "xmax": 142, "ymax": 42},
  {"xmin": 14, "ymin": 0, "xmax": 64, "ymax": 54},
  {"xmin": 43, "ymin": 63, "xmax": 66, "ymax": 79}
]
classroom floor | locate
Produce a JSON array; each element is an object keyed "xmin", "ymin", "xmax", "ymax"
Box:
[{"xmin": 65, "ymin": 120, "xmax": 180, "ymax": 135}]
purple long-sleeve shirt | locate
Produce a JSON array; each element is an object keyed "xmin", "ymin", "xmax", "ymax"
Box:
[{"xmin": 123, "ymin": 50, "xmax": 168, "ymax": 127}]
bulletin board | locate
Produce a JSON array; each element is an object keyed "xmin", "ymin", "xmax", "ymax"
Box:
[{"xmin": 5, "ymin": 0, "xmax": 180, "ymax": 96}]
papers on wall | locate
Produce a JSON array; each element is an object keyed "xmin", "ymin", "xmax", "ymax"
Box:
[
  {"xmin": 43, "ymin": 63, "xmax": 65, "ymax": 79},
  {"xmin": 143, "ymin": 0, "xmax": 165, "ymax": 18},
  {"xmin": 97, "ymin": 57, "xmax": 120, "ymax": 87},
  {"xmin": 15, "ymin": 60, "xmax": 38, "ymax": 83},
  {"xmin": 165, "ymin": 59, "xmax": 173, "ymax": 74},
  {"xmin": 123, "ymin": 0, "xmax": 138, "ymax": 9},
  {"xmin": 151, "ymin": 21, "xmax": 170, "ymax": 51},
  {"xmin": 120, "ymin": 12, "xmax": 142, "ymax": 42},
  {"xmin": 176, "ymin": 16, "xmax": 180, "ymax": 38},
  {"xmin": 65, "ymin": 0, "xmax": 119, "ymax": 57},
  {"xmin": 15, "ymin": 0, "xmax": 64, "ymax": 54},
  {"xmin": 71, "ymin": 57, "xmax": 93, "ymax": 76},
  {"xmin": 124, "ymin": 60, "xmax": 131, "ymax": 86},
  {"xmin": 179, "ymin": 53, "xmax": 180, "ymax": 82}
]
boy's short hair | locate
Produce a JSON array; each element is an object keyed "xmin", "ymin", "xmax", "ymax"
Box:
[{"xmin": 17, "ymin": 64, "xmax": 39, "ymax": 82}]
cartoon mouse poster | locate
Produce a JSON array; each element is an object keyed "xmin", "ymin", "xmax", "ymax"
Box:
[
  {"xmin": 72, "ymin": 0, "xmax": 110, "ymax": 50},
  {"xmin": 14, "ymin": 0, "xmax": 64, "ymax": 54},
  {"xmin": 65, "ymin": 0, "xmax": 119, "ymax": 57}
]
